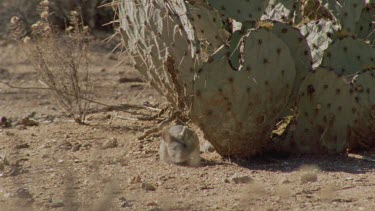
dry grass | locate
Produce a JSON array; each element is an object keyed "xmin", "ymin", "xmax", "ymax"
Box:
[{"xmin": 10, "ymin": 0, "xmax": 94, "ymax": 124}]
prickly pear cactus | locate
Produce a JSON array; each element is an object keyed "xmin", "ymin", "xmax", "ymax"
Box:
[
  {"xmin": 191, "ymin": 28, "xmax": 296, "ymax": 157},
  {"xmin": 116, "ymin": 0, "xmax": 375, "ymax": 157},
  {"xmin": 321, "ymin": 37, "xmax": 375, "ymax": 75},
  {"xmin": 284, "ymin": 68, "xmax": 358, "ymax": 153}
]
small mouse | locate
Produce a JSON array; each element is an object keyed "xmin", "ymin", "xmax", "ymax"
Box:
[{"xmin": 159, "ymin": 125, "xmax": 201, "ymax": 166}]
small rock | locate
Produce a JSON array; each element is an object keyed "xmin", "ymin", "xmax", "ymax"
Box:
[
  {"xmin": 119, "ymin": 197, "xmax": 131, "ymax": 208},
  {"xmin": 280, "ymin": 178, "xmax": 291, "ymax": 184},
  {"xmin": 81, "ymin": 143, "xmax": 92, "ymax": 150},
  {"xmin": 102, "ymin": 138, "xmax": 118, "ymax": 149},
  {"xmin": 147, "ymin": 202, "xmax": 158, "ymax": 207},
  {"xmin": 300, "ymin": 172, "xmax": 318, "ymax": 184},
  {"xmin": 200, "ymin": 141, "xmax": 215, "ymax": 153},
  {"xmin": 141, "ymin": 182, "xmax": 156, "ymax": 191},
  {"xmin": 71, "ymin": 143, "xmax": 82, "ymax": 152},
  {"xmin": 128, "ymin": 175, "xmax": 142, "ymax": 184},
  {"xmin": 0, "ymin": 161, "xmax": 4, "ymax": 171},
  {"xmin": 0, "ymin": 116, "xmax": 10, "ymax": 127},
  {"xmin": 15, "ymin": 143, "xmax": 30, "ymax": 149},
  {"xmin": 58, "ymin": 140, "xmax": 72, "ymax": 150},
  {"xmin": 16, "ymin": 188, "xmax": 33, "ymax": 200},
  {"xmin": 50, "ymin": 202, "xmax": 64, "ymax": 208},
  {"xmin": 230, "ymin": 174, "xmax": 253, "ymax": 184},
  {"xmin": 4, "ymin": 131, "xmax": 15, "ymax": 136},
  {"xmin": 0, "ymin": 154, "xmax": 10, "ymax": 166}
]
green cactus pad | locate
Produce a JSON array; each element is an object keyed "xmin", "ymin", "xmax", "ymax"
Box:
[
  {"xmin": 348, "ymin": 69, "xmax": 375, "ymax": 150},
  {"xmin": 186, "ymin": 2, "xmax": 228, "ymax": 49},
  {"xmin": 320, "ymin": 0, "xmax": 366, "ymax": 34},
  {"xmin": 206, "ymin": 0, "xmax": 270, "ymax": 22},
  {"xmin": 299, "ymin": 19, "xmax": 339, "ymax": 69},
  {"xmin": 355, "ymin": 4, "xmax": 375, "ymax": 43},
  {"xmin": 269, "ymin": 21, "xmax": 312, "ymax": 100},
  {"xmin": 321, "ymin": 37, "xmax": 375, "ymax": 75},
  {"xmin": 191, "ymin": 28, "xmax": 296, "ymax": 157},
  {"xmin": 285, "ymin": 68, "xmax": 359, "ymax": 153},
  {"xmin": 118, "ymin": 0, "xmax": 200, "ymax": 109}
]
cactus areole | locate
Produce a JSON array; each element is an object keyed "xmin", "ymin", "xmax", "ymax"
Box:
[{"xmin": 116, "ymin": 0, "xmax": 375, "ymax": 157}]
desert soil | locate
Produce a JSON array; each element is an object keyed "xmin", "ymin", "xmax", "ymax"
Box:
[{"xmin": 0, "ymin": 37, "xmax": 375, "ymax": 211}]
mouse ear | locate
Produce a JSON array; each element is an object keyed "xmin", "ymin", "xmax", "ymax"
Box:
[{"xmin": 162, "ymin": 128, "xmax": 171, "ymax": 143}]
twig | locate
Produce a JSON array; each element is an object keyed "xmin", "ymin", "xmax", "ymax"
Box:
[
  {"xmin": 0, "ymin": 81, "xmax": 50, "ymax": 90},
  {"xmin": 138, "ymin": 108, "xmax": 175, "ymax": 140},
  {"xmin": 0, "ymin": 80, "xmax": 112, "ymax": 107},
  {"xmin": 348, "ymin": 153, "xmax": 375, "ymax": 163},
  {"xmin": 348, "ymin": 153, "xmax": 375, "ymax": 162}
]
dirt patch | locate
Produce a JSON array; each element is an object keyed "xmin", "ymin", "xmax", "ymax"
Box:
[{"xmin": 0, "ymin": 38, "xmax": 375, "ymax": 211}]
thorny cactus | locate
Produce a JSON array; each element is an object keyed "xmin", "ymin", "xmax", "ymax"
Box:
[{"xmin": 115, "ymin": 0, "xmax": 375, "ymax": 157}]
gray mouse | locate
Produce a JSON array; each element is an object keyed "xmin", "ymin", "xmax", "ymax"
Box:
[{"xmin": 159, "ymin": 125, "xmax": 201, "ymax": 166}]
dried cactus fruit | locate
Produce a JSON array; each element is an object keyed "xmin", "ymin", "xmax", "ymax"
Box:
[
  {"xmin": 206, "ymin": 0, "xmax": 270, "ymax": 22},
  {"xmin": 284, "ymin": 68, "xmax": 358, "ymax": 153},
  {"xmin": 191, "ymin": 28, "xmax": 296, "ymax": 157},
  {"xmin": 321, "ymin": 37, "xmax": 375, "ymax": 75},
  {"xmin": 355, "ymin": 4, "xmax": 375, "ymax": 43},
  {"xmin": 299, "ymin": 19, "xmax": 339, "ymax": 69}
]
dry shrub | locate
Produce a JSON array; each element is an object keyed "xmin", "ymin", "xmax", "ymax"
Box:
[{"xmin": 11, "ymin": 0, "xmax": 94, "ymax": 124}]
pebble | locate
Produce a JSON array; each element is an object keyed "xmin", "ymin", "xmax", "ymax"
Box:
[
  {"xmin": 50, "ymin": 202, "xmax": 64, "ymax": 208},
  {"xmin": 146, "ymin": 202, "xmax": 158, "ymax": 207},
  {"xmin": 128, "ymin": 175, "xmax": 142, "ymax": 184},
  {"xmin": 230, "ymin": 174, "xmax": 253, "ymax": 184},
  {"xmin": 300, "ymin": 172, "xmax": 318, "ymax": 184},
  {"xmin": 141, "ymin": 182, "xmax": 156, "ymax": 191},
  {"xmin": 16, "ymin": 188, "xmax": 33, "ymax": 200},
  {"xmin": 200, "ymin": 141, "xmax": 215, "ymax": 153},
  {"xmin": 280, "ymin": 178, "xmax": 291, "ymax": 184},
  {"xmin": 4, "ymin": 131, "xmax": 15, "ymax": 136},
  {"xmin": 102, "ymin": 138, "xmax": 118, "ymax": 149},
  {"xmin": 71, "ymin": 143, "xmax": 82, "ymax": 152}
]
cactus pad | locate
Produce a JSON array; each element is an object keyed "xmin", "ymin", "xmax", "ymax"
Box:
[
  {"xmin": 191, "ymin": 28, "xmax": 296, "ymax": 157},
  {"xmin": 269, "ymin": 21, "xmax": 312, "ymax": 100},
  {"xmin": 349, "ymin": 69, "xmax": 375, "ymax": 150},
  {"xmin": 321, "ymin": 37, "xmax": 375, "ymax": 75},
  {"xmin": 356, "ymin": 4, "xmax": 375, "ymax": 43},
  {"xmin": 118, "ymin": 0, "xmax": 200, "ymax": 109},
  {"xmin": 285, "ymin": 68, "xmax": 358, "ymax": 153},
  {"xmin": 206, "ymin": 0, "xmax": 270, "ymax": 22}
]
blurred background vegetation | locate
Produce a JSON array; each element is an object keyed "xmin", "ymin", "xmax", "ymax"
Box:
[{"xmin": 0, "ymin": 0, "xmax": 114, "ymax": 39}]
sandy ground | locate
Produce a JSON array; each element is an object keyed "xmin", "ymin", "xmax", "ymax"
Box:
[{"xmin": 0, "ymin": 38, "xmax": 375, "ymax": 211}]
